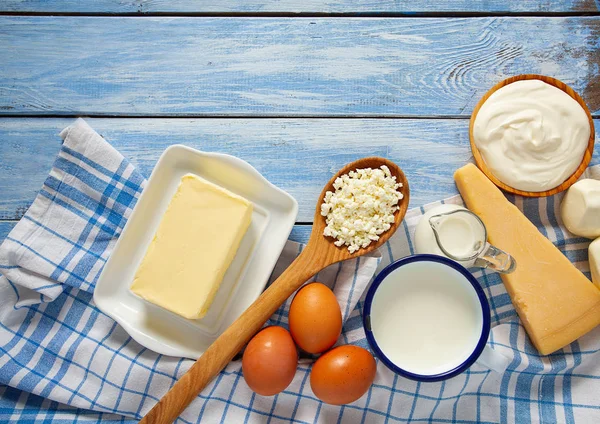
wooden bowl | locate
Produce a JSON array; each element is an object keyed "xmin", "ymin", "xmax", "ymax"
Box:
[{"xmin": 469, "ymin": 74, "xmax": 595, "ymax": 197}]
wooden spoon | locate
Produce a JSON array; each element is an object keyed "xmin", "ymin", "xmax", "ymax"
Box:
[
  {"xmin": 469, "ymin": 74, "xmax": 595, "ymax": 197},
  {"xmin": 140, "ymin": 157, "xmax": 410, "ymax": 423}
]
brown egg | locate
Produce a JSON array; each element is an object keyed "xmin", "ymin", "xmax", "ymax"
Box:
[
  {"xmin": 310, "ymin": 345, "xmax": 377, "ymax": 405},
  {"xmin": 288, "ymin": 282, "xmax": 342, "ymax": 354},
  {"xmin": 242, "ymin": 326, "xmax": 298, "ymax": 396}
]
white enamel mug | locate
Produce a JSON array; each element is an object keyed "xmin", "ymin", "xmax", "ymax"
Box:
[{"xmin": 363, "ymin": 255, "xmax": 508, "ymax": 382}]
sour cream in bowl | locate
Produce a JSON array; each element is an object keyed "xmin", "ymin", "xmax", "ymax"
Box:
[{"xmin": 471, "ymin": 76, "xmax": 594, "ymax": 195}]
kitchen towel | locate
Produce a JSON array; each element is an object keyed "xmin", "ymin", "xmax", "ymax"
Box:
[
  {"xmin": 1, "ymin": 118, "xmax": 600, "ymax": 423},
  {"xmin": 0, "ymin": 118, "xmax": 381, "ymax": 423}
]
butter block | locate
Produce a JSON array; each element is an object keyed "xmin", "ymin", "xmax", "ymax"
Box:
[
  {"xmin": 561, "ymin": 179, "xmax": 600, "ymax": 239},
  {"xmin": 455, "ymin": 163, "xmax": 600, "ymax": 355},
  {"xmin": 131, "ymin": 173, "xmax": 253, "ymax": 320}
]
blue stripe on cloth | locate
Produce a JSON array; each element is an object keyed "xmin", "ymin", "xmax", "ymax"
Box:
[
  {"xmin": 197, "ymin": 392, "xmax": 310, "ymax": 424},
  {"xmin": 243, "ymin": 393, "xmax": 257, "ymax": 424},
  {"xmin": 53, "ymin": 156, "xmax": 137, "ymax": 216},
  {"xmin": 266, "ymin": 393, "xmax": 280, "ymax": 424},
  {"xmin": 4, "ymin": 237, "xmax": 88, "ymax": 286},
  {"xmin": 480, "ymin": 272, "xmax": 501, "ymax": 324},
  {"xmin": 19, "ymin": 299, "xmax": 89, "ymax": 398},
  {"xmin": 289, "ymin": 367, "xmax": 311, "ymax": 423},
  {"xmin": 452, "ymin": 372, "xmax": 470, "ymax": 421},
  {"xmin": 61, "ymin": 146, "xmax": 144, "ymax": 194},
  {"xmin": 23, "ymin": 216, "xmax": 107, "ymax": 264},
  {"xmin": 341, "ymin": 257, "xmax": 361, "ymax": 345},
  {"xmin": 0, "ymin": 344, "xmax": 122, "ymax": 412},
  {"xmin": 33, "ymin": 283, "xmax": 62, "ymax": 292},
  {"xmin": 5, "ymin": 279, "xmax": 22, "ymax": 310},
  {"xmin": 135, "ymin": 353, "xmax": 163, "ymax": 418},
  {"xmin": 37, "ymin": 189, "xmax": 116, "ymax": 234},
  {"xmin": 0, "ymin": 294, "xmax": 70, "ymax": 391},
  {"xmin": 563, "ymin": 341, "xmax": 582, "ymax": 424},
  {"xmin": 476, "ymin": 371, "xmax": 491, "ymax": 422},
  {"xmin": 403, "ymin": 220, "xmax": 414, "ymax": 255},
  {"xmin": 68, "ymin": 322, "xmax": 127, "ymax": 404},
  {"xmin": 313, "ymin": 398, "xmax": 323, "ymax": 423},
  {"xmin": 43, "ymin": 177, "xmax": 120, "ymax": 234},
  {"xmin": 428, "ymin": 381, "xmax": 446, "ymax": 421},
  {"xmin": 89, "ymin": 336, "xmax": 134, "ymax": 410},
  {"xmin": 0, "ymin": 385, "xmax": 135, "ymax": 424},
  {"xmin": 197, "ymin": 370, "xmax": 227, "ymax": 422},
  {"xmin": 539, "ymin": 349, "xmax": 564, "ymax": 423},
  {"xmin": 220, "ymin": 368, "xmax": 244, "ymax": 422},
  {"xmin": 282, "ymin": 380, "xmax": 600, "ymax": 411},
  {"xmin": 280, "ymin": 381, "xmax": 525, "ymax": 423},
  {"xmin": 407, "ymin": 381, "xmax": 421, "ymax": 422},
  {"xmin": 501, "ymin": 322, "xmax": 523, "ymax": 422},
  {"xmin": 359, "ymin": 379, "xmax": 374, "ymax": 423},
  {"xmin": 384, "ymin": 371, "xmax": 399, "ymax": 424},
  {"xmin": 49, "ymin": 160, "xmax": 128, "ymax": 290},
  {"xmin": 548, "ymin": 196, "xmax": 565, "ymax": 246},
  {"xmin": 386, "ymin": 240, "xmax": 395, "ymax": 263},
  {"xmin": 335, "ymin": 405, "xmax": 345, "ymax": 423},
  {"xmin": 37, "ymin": 305, "xmax": 101, "ymax": 400}
]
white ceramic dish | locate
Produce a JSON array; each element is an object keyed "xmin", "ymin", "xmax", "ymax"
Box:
[{"xmin": 93, "ymin": 145, "xmax": 298, "ymax": 359}]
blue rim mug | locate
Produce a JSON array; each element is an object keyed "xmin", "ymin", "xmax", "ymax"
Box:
[{"xmin": 363, "ymin": 255, "xmax": 508, "ymax": 382}]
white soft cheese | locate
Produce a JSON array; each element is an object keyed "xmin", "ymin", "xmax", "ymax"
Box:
[
  {"xmin": 561, "ymin": 179, "xmax": 600, "ymax": 239},
  {"xmin": 320, "ymin": 165, "xmax": 403, "ymax": 253}
]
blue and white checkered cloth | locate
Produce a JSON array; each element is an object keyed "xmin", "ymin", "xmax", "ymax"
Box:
[{"xmin": 1, "ymin": 118, "xmax": 600, "ymax": 423}]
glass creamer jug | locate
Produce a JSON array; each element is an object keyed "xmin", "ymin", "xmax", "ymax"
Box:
[{"xmin": 414, "ymin": 204, "xmax": 516, "ymax": 273}]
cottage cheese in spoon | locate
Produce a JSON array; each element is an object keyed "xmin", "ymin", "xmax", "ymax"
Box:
[
  {"xmin": 473, "ymin": 79, "xmax": 590, "ymax": 192},
  {"xmin": 321, "ymin": 165, "xmax": 403, "ymax": 253}
]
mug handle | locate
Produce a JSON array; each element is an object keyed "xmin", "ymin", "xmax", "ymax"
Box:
[
  {"xmin": 473, "ymin": 243, "xmax": 517, "ymax": 274},
  {"xmin": 476, "ymin": 343, "xmax": 510, "ymax": 373}
]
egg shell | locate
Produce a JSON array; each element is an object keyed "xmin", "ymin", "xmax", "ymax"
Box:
[
  {"xmin": 242, "ymin": 326, "xmax": 298, "ymax": 396},
  {"xmin": 289, "ymin": 282, "xmax": 342, "ymax": 354},
  {"xmin": 310, "ymin": 345, "xmax": 377, "ymax": 405}
]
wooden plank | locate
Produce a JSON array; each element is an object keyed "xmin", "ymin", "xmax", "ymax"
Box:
[
  {"xmin": 288, "ymin": 225, "xmax": 312, "ymax": 244},
  {"xmin": 0, "ymin": 1, "xmax": 597, "ymax": 14},
  {"xmin": 1, "ymin": 118, "xmax": 599, "ymax": 222},
  {"xmin": 0, "ymin": 221, "xmax": 312, "ymax": 249},
  {"xmin": 0, "ymin": 222, "xmax": 13, "ymax": 244},
  {"xmin": 0, "ymin": 117, "xmax": 469, "ymax": 221},
  {"xmin": 1, "ymin": 17, "xmax": 599, "ymax": 117}
]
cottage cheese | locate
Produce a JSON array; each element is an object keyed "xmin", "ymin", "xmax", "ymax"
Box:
[{"xmin": 321, "ymin": 165, "xmax": 403, "ymax": 253}]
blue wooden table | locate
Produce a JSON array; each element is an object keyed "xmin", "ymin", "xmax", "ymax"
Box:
[{"xmin": 1, "ymin": 1, "xmax": 600, "ymax": 421}]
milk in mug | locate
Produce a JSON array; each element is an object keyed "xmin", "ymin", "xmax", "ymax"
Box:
[{"xmin": 369, "ymin": 260, "xmax": 484, "ymax": 375}]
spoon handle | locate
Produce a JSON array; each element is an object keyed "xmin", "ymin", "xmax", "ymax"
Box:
[{"xmin": 140, "ymin": 248, "xmax": 320, "ymax": 424}]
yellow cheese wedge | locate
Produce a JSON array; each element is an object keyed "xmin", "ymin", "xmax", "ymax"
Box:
[
  {"xmin": 455, "ymin": 163, "xmax": 600, "ymax": 355},
  {"xmin": 131, "ymin": 173, "xmax": 253, "ymax": 320}
]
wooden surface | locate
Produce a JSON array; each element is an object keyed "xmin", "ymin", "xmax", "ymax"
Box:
[
  {"xmin": 1, "ymin": 118, "xmax": 599, "ymax": 223},
  {"xmin": 1, "ymin": 1, "xmax": 598, "ymax": 13},
  {"xmin": 1, "ymin": 17, "xmax": 600, "ymax": 117},
  {"xmin": 2, "ymin": 2, "xmax": 600, "ymax": 420},
  {"xmin": 470, "ymin": 74, "xmax": 596, "ymax": 197},
  {"xmin": 0, "ymin": 118, "xmax": 471, "ymax": 221}
]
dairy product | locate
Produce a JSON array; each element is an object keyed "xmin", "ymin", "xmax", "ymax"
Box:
[
  {"xmin": 455, "ymin": 163, "xmax": 600, "ymax": 355},
  {"xmin": 130, "ymin": 174, "xmax": 253, "ymax": 320},
  {"xmin": 473, "ymin": 79, "xmax": 590, "ymax": 192},
  {"xmin": 561, "ymin": 179, "xmax": 600, "ymax": 239},
  {"xmin": 415, "ymin": 205, "xmax": 477, "ymax": 264},
  {"xmin": 370, "ymin": 260, "xmax": 483, "ymax": 376},
  {"xmin": 321, "ymin": 165, "xmax": 403, "ymax": 253},
  {"xmin": 589, "ymin": 238, "xmax": 600, "ymax": 290}
]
